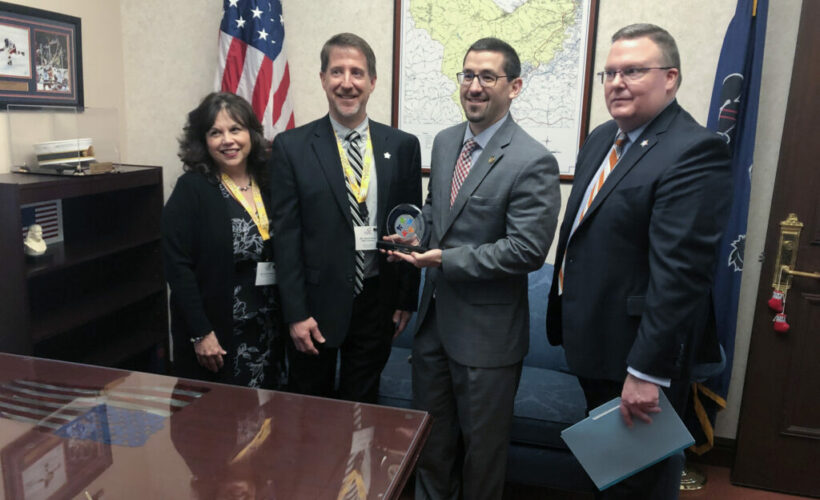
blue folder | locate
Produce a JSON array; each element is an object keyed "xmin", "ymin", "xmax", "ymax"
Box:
[{"xmin": 560, "ymin": 390, "xmax": 694, "ymax": 491}]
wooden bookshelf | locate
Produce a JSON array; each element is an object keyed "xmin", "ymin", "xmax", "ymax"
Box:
[{"xmin": 0, "ymin": 165, "xmax": 168, "ymax": 370}]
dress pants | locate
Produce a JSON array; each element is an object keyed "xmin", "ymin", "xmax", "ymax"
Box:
[
  {"xmin": 286, "ymin": 277, "xmax": 392, "ymax": 403},
  {"xmin": 413, "ymin": 301, "xmax": 522, "ymax": 500},
  {"xmin": 577, "ymin": 377, "xmax": 690, "ymax": 500}
]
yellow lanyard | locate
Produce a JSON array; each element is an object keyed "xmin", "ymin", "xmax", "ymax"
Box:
[
  {"xmin": 335, "ymin": 130, "xmax": 373, "ymax": 204},
  {"xmin": 221, "ymin": 173, "xmax": 270, "ymax": 241}
]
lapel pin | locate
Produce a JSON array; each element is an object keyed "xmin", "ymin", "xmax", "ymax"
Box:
[
  {"xmin": 640, "ymin": 139, "xmax": 649, "ymax": 147},
  {"xmin": 488, "ymin": 155, "xmax": 495, "ymax": 164},
  {"xmin": 384, "ymin": 152, "xmax": 391, "ymax": 159}
]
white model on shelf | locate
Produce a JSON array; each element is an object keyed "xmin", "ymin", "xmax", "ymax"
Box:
[{"xmin": 23, "ymin": 224, "xmax": 47, "ymax": 256}]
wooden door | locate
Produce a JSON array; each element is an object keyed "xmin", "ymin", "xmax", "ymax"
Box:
[{"xmin": 732, "ymin": 0, "xmax": 820, "ymax": 496}]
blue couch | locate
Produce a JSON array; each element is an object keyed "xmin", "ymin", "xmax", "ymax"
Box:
[{"xmin": 378, "ymin": 263, "xmax": 594, "ymax": 491}]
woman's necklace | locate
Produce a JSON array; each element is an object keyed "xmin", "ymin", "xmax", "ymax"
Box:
[{"xmin": 225, "ymin": 174, "xmax": 252, "ymax": 191}]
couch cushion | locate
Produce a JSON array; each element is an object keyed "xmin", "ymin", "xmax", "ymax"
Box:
[
  {"xmin": 378, "ymin": 346, "xmax": 587, "ymax": 451},
  {"xmin": 511, "ymin": 365, "xmax": 586, "ymax": 449},
  {"xmin": 524, "ymin": 263, "xmax": 571, "ymax": 372},
  {"xmin": 507, "ymin": 444, "xmax": 594, "ymax": 491},
  {"xmin": 380, "ymin": 263, "xmax": 586, "ymax": 441},
  {"xmin": 379, "ymin": 346, "xmax": 414, "ymax": 408}
]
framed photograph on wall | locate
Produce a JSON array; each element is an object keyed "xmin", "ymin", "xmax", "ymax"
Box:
[
  {"xmin": 0, "ymin": 1, "xmax": 83, "ymax": 109},
  {"xmin": 392, "ymin": 0, "xmax": 599, "ymax": 179}
]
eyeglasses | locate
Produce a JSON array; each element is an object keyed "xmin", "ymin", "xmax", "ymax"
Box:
[
  {"xmin": 596, "ymin": 67, "xmax": 674, "ymax": 84},
  {"xmin": 456, "ymin": 72, "xmax": 511, "ymax": 88}
]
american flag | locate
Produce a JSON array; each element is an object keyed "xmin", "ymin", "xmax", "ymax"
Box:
[
  {"xmin": 21, "ymin": 200, "xmax": 63, "ymax": 243},
  {"xmin": 0, "ymin": 379, "xmax": 208, "ymax": 447},
  {"xmin": 217, "ymin": 0, "xmax": 295, "ymax": 140}
]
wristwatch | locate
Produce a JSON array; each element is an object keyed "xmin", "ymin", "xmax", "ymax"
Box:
[{"xmin": 190, "ymin": 335, "xmax": 205, "ymax": 344}]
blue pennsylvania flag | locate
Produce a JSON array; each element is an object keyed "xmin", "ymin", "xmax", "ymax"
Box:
[{"xmin": 688, "ymin": 0, "xmax": 768, "ymax": 454}]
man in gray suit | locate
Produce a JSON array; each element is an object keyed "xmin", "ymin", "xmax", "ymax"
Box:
[{"xmin": 389, "ymin": 38, "xmax": 560, "ymax": 500}]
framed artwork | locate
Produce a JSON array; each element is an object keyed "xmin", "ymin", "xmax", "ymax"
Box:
[
  {"xmin": 0, "ymin": 1, "xmax": 83, "ymax": 109},
  {"xmin": 392, "ymin": 0, "xmax": 599, "ymax": 178}
]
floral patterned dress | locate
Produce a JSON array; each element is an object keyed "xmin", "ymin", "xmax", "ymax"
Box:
[{"xmin": 219, "ymin": 183, "xmax": 286, "ymax": 389}]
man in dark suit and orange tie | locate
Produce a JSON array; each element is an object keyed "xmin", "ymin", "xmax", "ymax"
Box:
[
  {"xmin": 547, "ymin": 24, "xmax": 732, "ymax": 499},
  {"xmin": 270, "ymin": 33, "xmax": 421, "ymax": 403}
]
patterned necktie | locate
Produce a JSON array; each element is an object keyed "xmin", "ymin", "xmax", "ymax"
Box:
[
  {"xmin": 338, "ymin": 403, "xmax": 367, "ymax": 500},
  {"xmin": 558, "ymin": 131, "xmax": 629, "ymax": 295},
  {"xmin": 345, "ymin": 130, "xmax": 366, "ymax": 296},
  {"xmin": 577, "ymin": 131, "xmax": 628, "ymax": 223},
  {"xmin": 450, "ymin": 139, "xmax": 479, "ymax": 207}
]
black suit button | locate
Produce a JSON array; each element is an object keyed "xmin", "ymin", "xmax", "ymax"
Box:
[{"xmin": 568, "ymin": 258, "xmax": 575, "ymax": 264}]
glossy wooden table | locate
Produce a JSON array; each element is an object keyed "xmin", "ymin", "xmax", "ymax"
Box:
[{"xmin": 0, "ymin": 354, "xmax": 431, "ymax": 499}]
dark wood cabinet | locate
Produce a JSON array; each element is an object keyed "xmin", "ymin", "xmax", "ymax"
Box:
[{"xmin": 0, "ymin": 165, "xmax": 168, "ymax": 369}]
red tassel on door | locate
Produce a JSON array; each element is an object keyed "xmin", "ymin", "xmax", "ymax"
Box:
[
  {"xmin": 768, "ymin": 290, "xmax": 785, "ymax": 312},
  {"xmin": 773, "ymin": 313, "xmax": 790, "ymax": 333}
]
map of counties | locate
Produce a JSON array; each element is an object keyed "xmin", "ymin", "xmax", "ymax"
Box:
[{"xmin": 398, "ymin": 0, "xmax": 593, "ymax": 175}]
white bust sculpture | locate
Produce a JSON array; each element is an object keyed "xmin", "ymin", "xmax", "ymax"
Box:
[{"xmin": 24, "ymin": 224, "xmax": 47, "ymax": 256}]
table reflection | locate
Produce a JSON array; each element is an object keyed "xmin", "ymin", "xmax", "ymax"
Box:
[{"xmin": 0, "ymin": 355, "xmax": 429, "ymax": 500}]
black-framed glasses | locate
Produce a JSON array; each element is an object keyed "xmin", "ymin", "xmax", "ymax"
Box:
[
  {"xmin": 456, "ymin": 72, "xmax": 511, "ymax": 88},
  {"xmin": 596, "ymin": 67, "xmax": 674, "ymax": 84}
]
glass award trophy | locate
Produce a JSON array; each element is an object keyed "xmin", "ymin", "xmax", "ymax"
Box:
[{"xmin": 377, "ymin": 204, "xmax": 428, "ymax": 253}]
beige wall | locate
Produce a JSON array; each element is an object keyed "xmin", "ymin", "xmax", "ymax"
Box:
[
  {"xmin": 119, "ymin": 0, "xmax": 222, "ymax": 197},
  {"xmin": 1, "ymin": 0, "xmax": 803, "ymax": 442},
  {"xmin": 552, "ymin": 2, "xmax": 736, "ymax": 264},
  {"xmin": 120, "ymin": 0, "xmax": 396, "ymax": 198},
  {"xmin": 0, "ymin": 0, "xmax": 126, "ymax": 172}
]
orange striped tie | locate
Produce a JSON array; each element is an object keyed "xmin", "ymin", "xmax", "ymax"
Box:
[
  {"xmin": 558, "ymin": 132, "xmax": 628, "ymax": 294},
  {"xmin": 577, "ymin": 132, "xmax": 627, "ymax": 223}
]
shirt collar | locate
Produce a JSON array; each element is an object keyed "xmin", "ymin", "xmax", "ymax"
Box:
[
  {"xmin": 622, "ymin": 99, "xmax": 675, "ymax": 143},
  {"xmin": 329, "ymin": 115, "xmax": 369, "ymax": 142},
  {"xmin": 462, "ymin": 113, "xmax": 509, "ymax": 149},
  {"xmin": 624, "ymin": 122, "xmax": 649, "ymax": 144}
]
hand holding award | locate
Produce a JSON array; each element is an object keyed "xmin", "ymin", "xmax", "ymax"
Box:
[{"xmin": 377, "ymin": 204, "xmax": 428, "ymax": 253}]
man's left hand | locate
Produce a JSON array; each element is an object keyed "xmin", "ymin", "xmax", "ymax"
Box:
[
  {"xmin": 619, "ymin": 373, "xmax": 662, "ymax": 427},
  {"xmin": 392, "ymin": 310, "xmax": 412, "ymax": 339},
  {"xmin": 388, "ymin": 248, "xmax": 442, "ymax": 268}
]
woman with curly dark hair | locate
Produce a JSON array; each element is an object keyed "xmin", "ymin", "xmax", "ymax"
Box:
[{"xmin": 162, "ymin": 92, "xmax": 285, "ymax": 388}]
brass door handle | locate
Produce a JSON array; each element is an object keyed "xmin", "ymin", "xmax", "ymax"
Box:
[
  {"xmin": 782, "ymin": 265, "xmax": 820, "ymax": 280},
  {"xmin": 772, "ymin": 214, "xmax": 811, "ymax": 292}
]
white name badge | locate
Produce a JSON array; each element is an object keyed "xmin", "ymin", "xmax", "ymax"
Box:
[
  {"xmin": 351, "ymin": 426, "xmax": 375, "ymax": 454},
  {"xmin": 354, "ymin": 226, "xmax": 378, "ymax": 251},
  {"xmin": 255, "ymin": 262, "xmax": 277, "ymax": 286}
]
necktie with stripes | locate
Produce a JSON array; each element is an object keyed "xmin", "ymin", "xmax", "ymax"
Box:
[
  {"xmin": 558, "ymin": 131, "xmax": 629, "ymax": 294},
  {"xmin": 345, "ymin": 130, "xmax": 366, "ymax": 296},
  {"xmin": 450, "ymin": 139, "xmax": 479, "ymax": 207},
  {"xmin": 338, "ymin": 403, "xmax": 367, "ymax": 500},
  {"xmin": 577, "ymin": 131, "xmax": 628, "ymax": 223}
]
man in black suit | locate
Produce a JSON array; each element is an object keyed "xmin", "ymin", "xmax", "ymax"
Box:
[
  {"xmin": 547, "ymin": 24, "xmax": 731, "ymax": 498},
  {"xmin": 270, "ymin": 33, "xmax": 421, "ymax": 403}
]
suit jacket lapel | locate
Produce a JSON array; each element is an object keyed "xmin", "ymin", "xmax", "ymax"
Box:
[
  {"xmin": 435, "ymin": 124, "xmax": 466, "ymax": 235},
  {"xmin": 576, "ymin": 101, "xmax": 680, "ymax": 229},
  {"xmin": 311, "ymin": 115, "xmax": 352, "ymax": 228},
  {"xmin": 562, "ymin": 124, "xmax": 617, "ymax": 243},
  {"xmin": 369, "ymin": 121, "xmax": 392, "ymax": 234},
  {"xmin": 441, "ymin": 118, "xmax": 513, "ymax": 237},
  {"xmin": 580, "ymin": 136, "xmax": 656, "ymax": 223}
]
